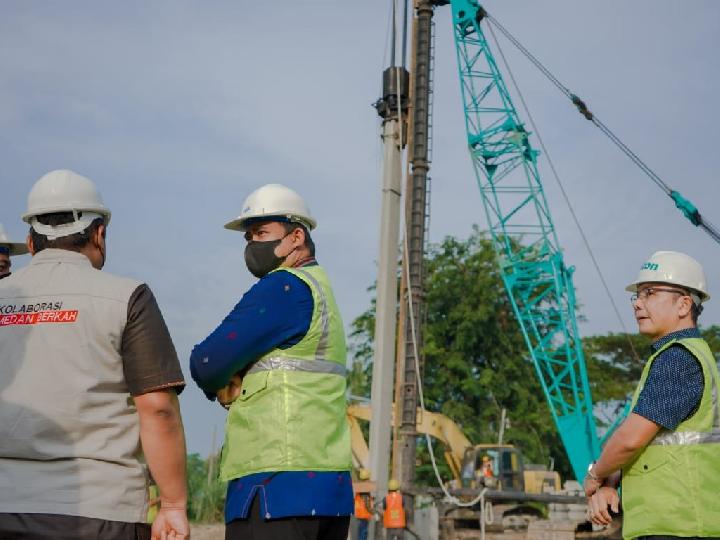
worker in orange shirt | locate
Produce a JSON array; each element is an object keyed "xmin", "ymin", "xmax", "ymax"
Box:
[
  {"xmin": 354, "ymin": 469, "xmax": 373, "ymax": 540},
  {"xmin": 482, "ymin": 455, "xmax": 494, "ymax": 478},
  {"xmin": 383, "ymin": 479, "xmax": 406, "ymax": 540}
]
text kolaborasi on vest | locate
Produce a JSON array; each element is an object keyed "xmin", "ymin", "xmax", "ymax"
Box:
[{"xmin": 0, "ymin": 301, "xmax": 64, "ymax": 314}]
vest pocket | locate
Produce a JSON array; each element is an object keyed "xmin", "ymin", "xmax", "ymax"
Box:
[
  {"xmin": 237, "ymin": 371, "xmax": 268, "ymax": 401},
  {"xmin": 626, "ymin": 448, "xmax": 671, "ymax": 476}
]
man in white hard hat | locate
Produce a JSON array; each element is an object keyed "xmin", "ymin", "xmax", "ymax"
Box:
[
  {"xmin": 0, "ymin": 223, "xmax": 29, "ymax": 279},
  {"xmin": 584, "ymin": 251, "xmax": 720, "ymax": 538},
  {"xmin": 190, "ymin": 184, "xmax": 353, "ymax": 540},
  {"xmin": 0, "ymin": 170, "xmax": 189, "ymax": 540}
]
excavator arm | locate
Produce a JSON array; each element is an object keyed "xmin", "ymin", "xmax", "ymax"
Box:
[{"xmin": 347, "ymin": 404, "xmax": 472, "ymax": 481}]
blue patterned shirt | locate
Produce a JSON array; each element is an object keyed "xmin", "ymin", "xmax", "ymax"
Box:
[{"xmin": 633, "ymin": 328, "xmax": 705, "ymax": 430}]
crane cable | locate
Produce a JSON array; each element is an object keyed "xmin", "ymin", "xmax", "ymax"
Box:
[
  {"xmin": 484, "ymin": 21, "xmax": 642, "ymax": 363},
  {"xmin": 484, "ymin": 12, "xmax": 720, "ymax": 246}
]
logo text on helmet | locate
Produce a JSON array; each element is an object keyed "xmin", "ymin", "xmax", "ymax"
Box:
[{"xmin": 642, "ymin": 262, "xmax": 659, "ymax": 271}]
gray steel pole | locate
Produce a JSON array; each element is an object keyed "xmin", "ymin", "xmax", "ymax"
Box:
[
  {"xmin": 369, "ymin": 65, "xmax": 409, "ymax": 540},
  {"xmin": 368, "ymin": 115, "xmax": 402, "ymax": 497}
]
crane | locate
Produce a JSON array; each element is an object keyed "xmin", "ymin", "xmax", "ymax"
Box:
[{"xmin": 446, "ymin": 0, "xmax": 600, "ymax": 482}]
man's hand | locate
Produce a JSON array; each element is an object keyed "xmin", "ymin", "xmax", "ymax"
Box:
[
  {"xmin": 583, "ymin": 462, "xmax": 604, "ymax": 497},
  {"xmin": 216, "ymin": 373, "xmax": 243, "ymax": 409},
  {"xmin": 583, "ymin": 474, "xmax": 602, "ymax": 497},
  {"xmin": 151, "ymin": 505, "xmax": 190, "ymax": 540},
  {"xmin": 587, "ymin": 486, "xmax": 620, "ymax": 527}
]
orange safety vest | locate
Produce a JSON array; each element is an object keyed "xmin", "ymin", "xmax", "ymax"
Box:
[
  {"xmin": 383, "ymin": 491, "xmax": 406, "ymax": 529},
  {"xmin": 354, "ymin": 493, "xmax": 372, "ymax": 520}
]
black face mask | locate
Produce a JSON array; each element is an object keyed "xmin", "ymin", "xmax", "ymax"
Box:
[{"xmin": 244, "ymin": 233, "xmax": 295, "ymax": 278}]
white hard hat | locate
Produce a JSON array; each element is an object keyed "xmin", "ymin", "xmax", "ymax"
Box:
[
  {"xmin": 626, "ymin": 250, "xmax": 709, "ymax": 302},
  {"xmin": 22, "ymin": 169, "xmax": 111, "ymax": 240},
  {"xmin": 225, "ymin": 183, "xmax": 316, "ymax": 231},
  {"xmin": 0, "ymin": 223, "xmax": 29, "ymax": 256}
]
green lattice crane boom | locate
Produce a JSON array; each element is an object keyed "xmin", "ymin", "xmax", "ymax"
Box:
[{"xmin": 446, "ymin": 0, "xmax": 600, "ymax": 481}]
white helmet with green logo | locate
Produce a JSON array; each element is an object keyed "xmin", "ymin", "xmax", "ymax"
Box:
[{"xmin": 626, "ymin": 250, "xmax": 709, "ymax": 303}]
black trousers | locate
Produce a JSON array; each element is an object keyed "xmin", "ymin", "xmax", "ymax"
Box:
[
  {"xmin": 225, "ymin": 494, "xmax": 350, "ymax": 540},
  {"xmin": 0, "ymin": 513, "xmax": 150, "ymax": 540}
]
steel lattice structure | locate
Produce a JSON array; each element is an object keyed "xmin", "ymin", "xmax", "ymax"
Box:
[{"xmin": 448, "ymin": 0, "xmax": 600, "ymax": 481}]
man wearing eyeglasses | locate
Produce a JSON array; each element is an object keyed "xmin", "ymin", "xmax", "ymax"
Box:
[{"xmin": 584, "ymin": 251, "xmax": 720, "ymax": 538}]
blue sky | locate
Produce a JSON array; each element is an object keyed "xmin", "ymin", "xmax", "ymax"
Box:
[{"xmin": 2, "ymin": 1, "xmax": 719, "ymax": 456}]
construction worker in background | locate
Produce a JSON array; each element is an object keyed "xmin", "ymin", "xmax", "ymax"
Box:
[
  {"xmin": 0, "ymin": 170, "xmax": 189, "ymax": 540},
  {"xmin": 383, "ymin": 479, "xmax": 406, "ymax": 540},
  {"xmin": 585, "ymin": 251, "xmax": 720, "ymax": 538},
  {"xmin": 190, "ymin": 184, "xmax": 353, "ymax": 540},
  {"xmin": 0, "ymin": 223, "xmax": 29, "ymax": 279},
  {"xmin": 481, "ymin": 455, "xmax": 494, "ymax": 478},
  {"xmin": 354, "ymin": 469, "xmax": 374, "ymax": 540}
]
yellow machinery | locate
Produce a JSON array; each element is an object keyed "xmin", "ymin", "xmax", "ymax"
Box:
[{"xmin": 347, "ymin": 404, "xmax": 560, "ymax": 494}]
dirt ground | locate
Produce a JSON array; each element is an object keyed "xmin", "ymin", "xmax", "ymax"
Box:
[{"xmin": 190, "ymin": 523, "xmax": 224, "ymax": 540}]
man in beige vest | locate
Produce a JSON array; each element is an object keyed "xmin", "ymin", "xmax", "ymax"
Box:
[{"xmin": 0, "ymin": 170, "xmax": 189, "ymax": 540}]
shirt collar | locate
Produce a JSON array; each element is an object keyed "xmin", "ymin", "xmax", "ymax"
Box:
[
  {"xmin": 30, "ymin": 248, "xmax": 93, "ymax": 268},
  {"xmin": 652, "ymin": 327, "xmax": 701, "ymax": 352},
  {"xmin": 294, "ymin": 256, "xmax": 318, "ymax": 268}
]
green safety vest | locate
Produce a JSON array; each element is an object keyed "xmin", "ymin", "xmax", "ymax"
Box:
[
  {"xmin": 622, "ymin": 336, "xmax": 720, "ymax": 539},
  {"xmin": 219, "ymin": 265, "xmax": 351, "ymax": 481}
]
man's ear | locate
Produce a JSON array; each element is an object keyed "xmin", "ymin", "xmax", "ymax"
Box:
[
  {"xmin": 678, "ymin": 296, "xmax": 693, "ymax": 319},
  {"xmin": 295, "ymin": 226, "xmax": 307, "ymax": 246},
  {"xmin": 26, "ymin": 234, "xmax": 35, "ymax": 255},
  {"xmin": 93, "ymin": 224, "xmax": 106, "ymax": 248}
]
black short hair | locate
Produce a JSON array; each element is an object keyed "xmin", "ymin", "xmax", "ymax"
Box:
[
  {"xmin": 691, "ymin": 301, "xmax": 703, "ymax": 325},
  {"xmin": 30, "ymin": 212, "xmax": 105, "ymax": 253},
  {"xmin": 281, "ymin": 221, "xmax": 315, "ymax": 257}
]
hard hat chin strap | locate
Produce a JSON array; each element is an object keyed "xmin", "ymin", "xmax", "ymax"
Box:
[{"xmin": 30, "ymin": 211, "xmax": 105, "ymax": 240}]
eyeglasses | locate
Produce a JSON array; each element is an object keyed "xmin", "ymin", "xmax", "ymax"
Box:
[{"xmin": 630, "ymin": 287, "xmax": 689, "ymax": 303}]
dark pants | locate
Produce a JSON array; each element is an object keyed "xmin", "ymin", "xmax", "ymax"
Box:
[
  {"xmin": 0, "ymin": 513, "xmax": 150, "ymax": 540},
  {"xmin": 387, "ymin": 529, "xmax": 404, "ymax": 540},
  {"xmin": 358, "ymin": 519, "xmax": 369, "ymax": 540},
  {"xmin": 226, "ymin": 494, "xmax": 350, "ymax": 540}
]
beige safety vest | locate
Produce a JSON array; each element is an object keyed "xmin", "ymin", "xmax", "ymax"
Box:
[{"xmin": 0, "ymin": 249, "xmax": 148, "ymax": 523}]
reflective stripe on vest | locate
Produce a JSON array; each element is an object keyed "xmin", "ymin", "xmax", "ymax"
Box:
[
  {"xmin": 247, "ymin": 356, "xmax": 347, "ymax": 377},
  {"xmin": 621, "ymin": 336, "xmax": 720, "ymax": 539},
  {"xmin": 651, "ymin": 429, "xmax": 720, "ymax": 446},
  {"xmin": 293, "ymin": 267, "xmax": 332, "ymax": 360},
  {"xmin": 219, "ymin": 265, "xmax": 351, "ymax": 481}
]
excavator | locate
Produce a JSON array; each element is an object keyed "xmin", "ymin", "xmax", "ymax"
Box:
[
  {"xmin": 348, "ymin": 404, "xmax": 583, "ymax": 538},
  {"xmin": 348, "ymin": 404, "xmax": 560, "ymax": 495}
]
